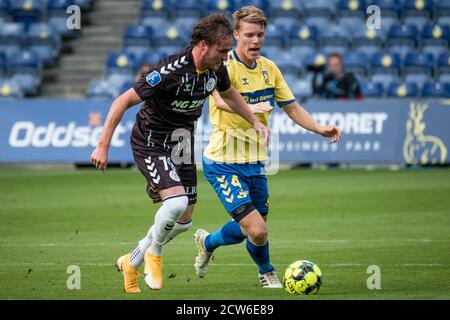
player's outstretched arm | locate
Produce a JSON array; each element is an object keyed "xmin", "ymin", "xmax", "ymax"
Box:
[
  {"xmin": 282, "ymin": 102, "xmax": 341, "ymax": 143},
  {"xmin": 212, "ymin": 89, "xmax": 273, "ymax": 114},
  {"xmin": 90, "ymin": 88, "xmax": 142, "ymax": 171},
  {"xmin": 218, "ymin": 86, "xmax": 270, "ymax": 146}
]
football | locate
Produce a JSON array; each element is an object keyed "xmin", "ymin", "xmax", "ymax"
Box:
[{"xmin": 283, "ymin": 260, "xmax": 323, "ymax": 295}]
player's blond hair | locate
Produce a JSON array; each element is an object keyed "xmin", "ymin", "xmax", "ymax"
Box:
[{"xmin": 232, "ymin": 6, "xmax": 267, "ymax": 31}]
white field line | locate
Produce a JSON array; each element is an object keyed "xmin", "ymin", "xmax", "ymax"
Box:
[
  {"xmin": 0, "ymin": 262, "xmax": 445, "ymax": 268},
  {"xmin": 0, "ymin": 239, "xmax": 448, "ymax": 247}
]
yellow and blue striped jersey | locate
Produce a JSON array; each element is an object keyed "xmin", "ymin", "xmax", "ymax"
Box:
[{"xmin": 204, "ymin": 50, "xmax": 296, "ymax": 163}]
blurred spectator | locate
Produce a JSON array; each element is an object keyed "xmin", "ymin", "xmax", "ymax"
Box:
[{"xmin": 311, "ymin": 53, "xmax": 363, "ymax": 99}]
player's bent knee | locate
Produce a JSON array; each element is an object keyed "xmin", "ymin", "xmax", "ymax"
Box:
[
  {"xmin": 248, "ymin": 227, "xmax": 268, "ymax": 245},
  {"xmin": 163, "ymin": 195, "xmax": 189, "ymax": 219}
]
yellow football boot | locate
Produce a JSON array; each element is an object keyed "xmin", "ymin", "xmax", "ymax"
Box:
[
  {"xmin": 144, "ymin": 251, "xmax": 163, "ymax": 290},
  {"xmin": 116, "ymin": 254, "xmax": 141, "ymax": 293}
]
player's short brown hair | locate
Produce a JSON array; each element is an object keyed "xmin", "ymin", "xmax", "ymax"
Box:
[
  {"xmin": 191, "ymin": 13, "xmax": 233, "ymax": 46},
  {"xmin": 232, "ymin": 6, "xmax": 267, "ymax": 31}
]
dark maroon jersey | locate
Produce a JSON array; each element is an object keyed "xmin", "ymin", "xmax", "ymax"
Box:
[{"xmin": 133, "ymin": 46, "xmax": 231, "ymax": 134}]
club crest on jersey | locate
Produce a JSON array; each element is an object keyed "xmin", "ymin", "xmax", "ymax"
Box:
[
  {"xmin": 206, "ymin": 78, "xmax": 216, "ymax": 92},
  {"xmin": 146, "ymin": 71, "xmax": 161, "ymax": 87},
  {"xmin": 262, "ymin": 71, "xmax": 270, "ymax": 84},
  {"xmin": 169, "ymin": 169, "xmax": 181, "ymax": 182}
]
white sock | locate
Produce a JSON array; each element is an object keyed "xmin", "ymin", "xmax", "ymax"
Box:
[
  {"xmin": 163, "ymin": 220, "xmax": 193, "ymax": 244},
  {"xmin": 148, "ymin": 195, "xmax": 188, "ymax": 256},
  {"xmin": 129, "ymin": 226, "xmax": 154, "ymax": 268}
]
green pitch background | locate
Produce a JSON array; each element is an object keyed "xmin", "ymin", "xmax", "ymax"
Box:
[{"xmin": 0, "ymin": 168, "xmax": 449, "ymax": 300}]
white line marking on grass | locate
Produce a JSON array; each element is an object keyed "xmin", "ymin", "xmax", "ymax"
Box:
[
  {"xmin": 0, "ymin": 262, "xmax": 445, "ymax": 268},
  {"xmin": 0, "ymin": 239, "xmax": 449, "ymax": 247}
]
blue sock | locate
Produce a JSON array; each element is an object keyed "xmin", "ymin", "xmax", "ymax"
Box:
[
  {"xmin": 246, "ymin": 239, "xmax": 274, "ymax": 274},
  {"xmin": 204, "ymin": 220, "xmax": 246, "ymax": 252}
]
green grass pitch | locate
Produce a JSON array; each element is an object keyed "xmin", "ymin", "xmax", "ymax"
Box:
[{"xmin": 0, "ymin": 168, "xmax": 449, "ymax": 300}]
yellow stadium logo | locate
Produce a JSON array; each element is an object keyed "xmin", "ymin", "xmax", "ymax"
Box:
[
  {"xmin": 381, "ymin": 55, "xmax": 392, "ymax": 68},
  {"xmin": 314, "ymin": 54, "xmax": 326, "ymax": 66},
  {"xmin": 1, "ymin": 84, "xmax": 11, "ymax": 96},
  {"xmin": 415, "ymin": 0, "xmax": 425, "ymax": 10},
  {"xmin": 403, "ymin": 102, "xmax": 447, "ymax": 165},
  {"xmin": 116, "ymin": 55, "xmax": 129, "ymax": 68},
  {"xmin": 282, "ymin": 0, "xmax": 293, "ymax": 10},
  {"xmin": 152, "ymin": 0, "xmax": 163, "ymax": 10},
  {"xmin": 349, "ymin": 0, "xmax": 359, "ymax": 11},
  {"xmin": 366, "ymin": 29, "xmax": 376, "ymax": 39},
  {"xmin": 298, "ymin": 27, "xmax": 310, "ymax": 40},
  {"xmin": 432, "ymin": 25, "xmax": 442, "ymax": 39},
  {"xmin": 218, "ymin": 0, "xmax": 229, "ymax": 10},
  {"xmin": 24, "ymin": 1, "xmax": 33, "ymax": 10},
  {"xmin": 167, "ymin": 27, "xmax": 178, "ymax": 39},
  {"xmin": 396, "ymin": 85, "xmax": 407, "ymax": 97}
]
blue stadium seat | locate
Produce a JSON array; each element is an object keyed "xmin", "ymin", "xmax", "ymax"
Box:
[
  {"xmin": 304, "ymin": 51, "xmax": 327, "ymax": 70},
  {"xmin": 206, "ymin": 0, "xmax": 235, "ymax": 17},
  {"xmin": 139, "ymin": 51, "xmax": 164, "ymax": 67},
  {"xmin": 371, "ymin": 51, "xmax": 401, "ymax": 75},
  {"xmin": 269, "ymin": 50, "xmax": 302, "ymax": 76},
  {"xmin": 271, "ymin": 17, "xmax": 299, "ymax": 32},
  {"xmin": 264, "ymin": 24, "xmax": 287, "ymax": 47},
  {"xmin": 337, "ymin": 16, "xmax": 366, "ymax": 36},
  {"xmin": 320, "ymin": 25, "xmax": 351, "ymax": 54},
  {"xmin": 10, "ymin": 0, "xmax": 46, "ymax": 30},
  {"xmin": 421, "ymin": 82, "xmax": 450, "ymax": 98},
  {"xmin": 402, "ymin": 0, "xmax": 433, "ymax": 18},
  {"xmin": 173, "ymin": 16, "xmax": 198, "ymax": 32},
  {"xmin": 141, "ymin": 0, "xmax": 170, "ymax": 19},
  {"xmin": 387, "ymin": 24, "xmax": 418, "ymax": 59},
  {"xmin": 303, "ymin": 1, "xmax": 335, "ymax": 21},
  {"xmin": 123, "ymin": 24, "xmax": 153, "ymax": 63},
  {"xmin": 360, "ymin": 81, "xmax": 385, "ymax": 97},
  {"xmin": 343, "ymin": 52, "xmax": 369, "ymax": 78},
  {"xmin": 106, "ymin": 51, "xmax": 138, "ymax": 76},
  {"xmin": 337, "ymin": 0, "xmax": 366, "ymax": 18},
  {"xmin": 436, "ymin": 52, "xmax": 450, "ymax": 77},
  {"xmin": 368, "ymin": 0, "xmax": 401, "ymax": 18},
  {"xmin": 403, "ymin": 16, "xmax": 430, "ymax": 32},
  {"xmin": 156, "ymin": 46, "xmax": 184, "ymax": 58},
  {"xmin": 270, "ymin": 0, "xmax": 302, "ymax": 18},
  {"xmin": 404, "ymin": 52, "xmax": 434, "ymax": 75},
  {"xmin": 26, "ymin": 22, "xmax": 61, "ymax": 66},
  {"xmin": 387, "ymin": 81, "xmax": 419, "ymax": 97},
  {"xmin": 0, "ymin": 78, "xmax": 24, "ymax": 99},
  {"xmin": 87, "ymin": 79, "xmax": 119, "ymax": 100},
  {"xmin": 435, "ymin": 1, "xmax": 450, "ymax": 22},
  {"xmin": 153, "ymin": 23, "xmax": 189, "ymax": 49},
  {"xmin": 172, "ymin": 0, "xmax": 205, "ymax": 19},
  {"xmin": 403, "ymin": 73, "xmax": 431, "ymax": 92},
  {"xmin": 289, "ymin": 24, "xmax": 319, "ymax": 48},
  {"xmin": 8, "ymin": 50, "xmax": 42, "ymax": 95},
  {"xmin": 105, "ymin": 73, "xmax": 134, "ymax": 93},
  {"xmin": 420, "ymin": 24, "xmax": 449, "ymax": 60},
  {"xmin": 0, "ymin": 23, "xmax": 25, "ymax": 59},
  {"xmin": 286, "ymin": 74, "xmax": 314, "ymax": 99},
  {"xmin": 234, "ymin": 0, "xmax": 270, "ymax": 16},
  {"xmin": 47, "ymin": 0, "xmax": 78, "ymax": 39},
  {"xmin": 140, "ymin": 16, "xmax": 169, "ymax": 31},
  {"xmin": 123, "ymin": 25, "xmax": 153, "ymax": 48},
  {"xmin": 438, "ymin": 73, "xmax": 450, "ymax": 85},
  {"xmin": 352, "ymin": 28, "xmax": 386, "ymax": 57},
  {"xmin": 287, "ymin": 46, "xmax": 315, "ymax": 64},
  {"xmin": 303, "ymin": 16, "xmax": 333, "ymax": 33}
]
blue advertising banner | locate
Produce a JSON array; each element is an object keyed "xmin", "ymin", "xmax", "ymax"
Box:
[{"xmin": 1, "ymin": 98, "xmax": 449, "ymax": 164}]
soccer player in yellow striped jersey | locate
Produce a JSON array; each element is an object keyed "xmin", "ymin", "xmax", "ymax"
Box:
[{"xmin": 194, "ymin": 6, "xmax": 341, "ymax": 287}]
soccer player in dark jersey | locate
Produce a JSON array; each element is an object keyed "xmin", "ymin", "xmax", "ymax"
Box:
[{"xmin": 90, "ymin": 14, "xmax": 269, "ymax": 293}]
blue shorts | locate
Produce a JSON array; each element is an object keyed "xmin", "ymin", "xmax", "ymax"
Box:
[{"xmin": 202, "ymin": 155, "xmax": 269, "ymax": 219}]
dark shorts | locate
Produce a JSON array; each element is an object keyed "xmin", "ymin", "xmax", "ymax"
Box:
[{"xmin": 131, "ymin": 123, "xmax": 197, "ymax": 205}]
